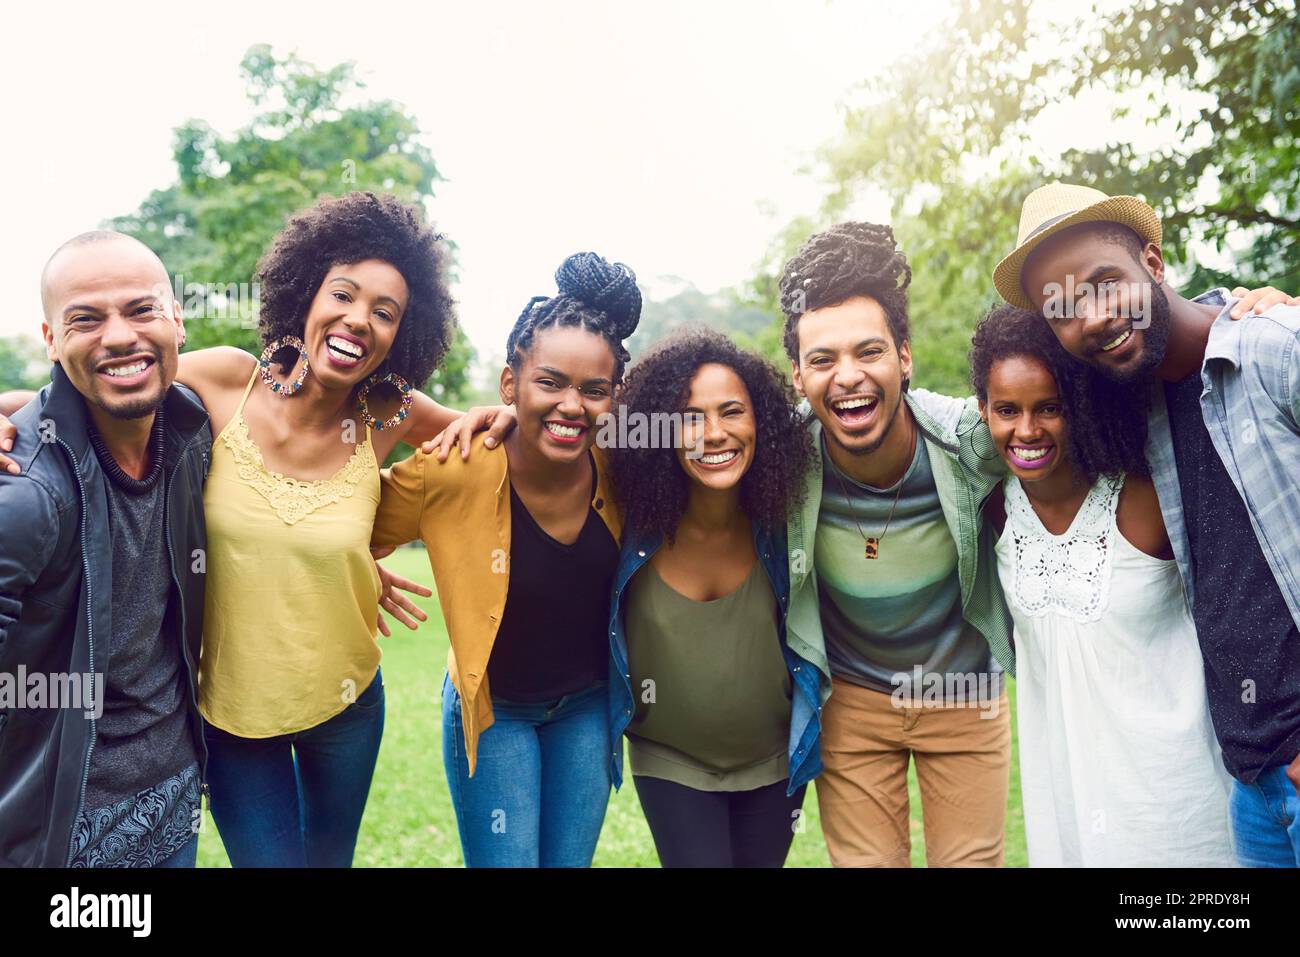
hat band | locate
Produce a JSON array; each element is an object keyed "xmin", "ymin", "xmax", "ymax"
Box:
[{"xmin": 1024, "ymin": 210, "xmax": 1079, "ymax": 242}]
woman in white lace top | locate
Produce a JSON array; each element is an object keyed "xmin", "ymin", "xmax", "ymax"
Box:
[{"xmin": 970, "ymin": 304, "xmax": 1233, "ymax": 867}]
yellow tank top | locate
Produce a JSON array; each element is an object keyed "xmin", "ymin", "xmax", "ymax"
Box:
[{"xmin": 198, "ymin": 367, "xmax": 382, "ymax": 737}]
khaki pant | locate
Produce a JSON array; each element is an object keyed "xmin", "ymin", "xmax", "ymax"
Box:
[{"xmin": 816, "ymin": 677, "xmax": 1011, "ymax": 867}]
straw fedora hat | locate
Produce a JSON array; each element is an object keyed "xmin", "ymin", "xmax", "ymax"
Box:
[{"xmin": 993, "ymin": 183, "xmax": 1162, "ymax": 309}]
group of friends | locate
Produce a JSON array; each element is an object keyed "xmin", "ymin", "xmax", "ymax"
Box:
[{"xmin": 0, "ymin": 182, "xmax": 1297, "ymax": 869}]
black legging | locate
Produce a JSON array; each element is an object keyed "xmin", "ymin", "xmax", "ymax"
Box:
[{"xmin": 632, "ymin": 775, "xmax": 807, "ymax": 867}]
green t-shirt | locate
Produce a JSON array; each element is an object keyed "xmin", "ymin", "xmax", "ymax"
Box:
[{"xmin": 625, "ymin": 559, "xmax": 791, "ymax": 792}]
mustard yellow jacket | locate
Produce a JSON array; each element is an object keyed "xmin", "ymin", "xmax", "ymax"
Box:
[{"xmin": 372, "ymin": 435, "xmax": 622, "ymax": 775}]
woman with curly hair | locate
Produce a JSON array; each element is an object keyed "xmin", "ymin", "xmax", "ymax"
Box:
[
  {"xmin": 371, "ymin": 251, "xmax": 640, "ymax": 868},
  {"xmin": 176, "ymin": 191, "xmax": 508, "ymax": 867},
  {"xmin": 971, "ymin": 304, "xmax": 1232, "ymax": 867},
  {"xmin": 606, "ymin": 328, "xmax": 820, "ymax": 867}
]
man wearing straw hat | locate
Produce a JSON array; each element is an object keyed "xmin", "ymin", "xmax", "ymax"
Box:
[{"xmin": 995, "ymin": 183, "xmax": 1300, "ymax": 867}]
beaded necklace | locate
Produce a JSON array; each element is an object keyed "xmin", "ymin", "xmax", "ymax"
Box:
[{"xmin": 88, "ymin": 409, "xmax": 166, "ymax": 495}]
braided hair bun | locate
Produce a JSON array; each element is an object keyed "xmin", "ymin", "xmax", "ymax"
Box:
[
  {"xmin": 506, "ymin": 250, "xmax": 643, "ymax": 381},
  {"xmin": 554, "ymin": 252, "xmax": 642, "ymax": 340}
]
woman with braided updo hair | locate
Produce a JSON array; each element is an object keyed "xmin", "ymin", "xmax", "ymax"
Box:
[{"xmin": 372, "ymin": 251, "xmax": 640, "ymax": 867}]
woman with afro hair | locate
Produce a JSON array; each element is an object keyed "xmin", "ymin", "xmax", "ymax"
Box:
[
  {"xmin": 181, "ymin": 191, "xmax": 511, "ymax": 868},
  {"xmin": 605, "ymin": 328, "xmax": 822, "ymax": 867},
  {"xmin": 971, "ymin": 303, "xmax": 1232, "ymax": 867}
]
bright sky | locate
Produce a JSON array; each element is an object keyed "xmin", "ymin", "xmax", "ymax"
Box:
[{"xmin": 3, "ymin": 0, "xmax": 948, "ymax": 366}]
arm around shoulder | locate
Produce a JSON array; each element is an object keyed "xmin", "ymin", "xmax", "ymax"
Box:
[
  {"xmin": 373, "ymin": 449, "xmax": 430, "ymax": 549},
  {"xmin": 176, "ymin": 346, "xmax": 257, "ymax": 394}
]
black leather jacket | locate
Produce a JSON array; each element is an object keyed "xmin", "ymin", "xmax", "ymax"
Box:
[{"xmin": 0, "ymin": 364, "xmax": 211, "ymax": 867}]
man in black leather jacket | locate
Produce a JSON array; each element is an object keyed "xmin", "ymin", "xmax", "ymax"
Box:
[{"xmin": 0, "ymin": 231, "xmax": 210, "ymax": 867}]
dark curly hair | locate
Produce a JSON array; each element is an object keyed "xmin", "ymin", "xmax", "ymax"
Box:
[
  {"xmin": 609, "ymin": 328, "xmax": 814, "ymax": 541},
  {"xmin": 255, "ymin": 191, "xmax": 455, "ymax": 387},
  {"xmin": 507, "ymin": 252, "xmax": 641, "ymax": 383},
  {"xmin": 778, "ymin": 222, "xmax": 912, "ymax": 361},
  {"xmin": 969, "ymin": 304, "xmax": 1149, "ymax": 484}
]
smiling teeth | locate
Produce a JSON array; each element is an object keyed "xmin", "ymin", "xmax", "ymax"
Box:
[
  {"xmin": 546, "ymin": 423, "xmax": 581, "ymax": 438},
  {"xmin": 104, "ymin": 361, "xmax": 148, "ymax": 377},
  {"xmin": 833, "ymin": 397, "xmax": 875, "ymax": 410},
  {"xmin": 1013, "ymin": 447, "xmax": 1052, "ymax": 461},
  {"xmin": 327, "ymin": 336, "xmax": 364, "ymax": 358},
  {"xmin": 701, "ymin": 451, "xmax": 738, "ymax": 465},
  {"xmin": 1101, "ymin": 329, "xmax": 1132, "ymax": 352}
]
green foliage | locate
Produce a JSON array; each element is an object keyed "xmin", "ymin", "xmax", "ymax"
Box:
[
  {"xmin": 110, "ymin": 44, "xmax": 474, "ymax": 403},
  {"xmin": 628, "ymin": 280, "xmax": 775, "ymax": 361},
  {"xmin": 1057, "ymin": 0, "xmax": 1299, "ymax": 293},
  {"xmin": 0, "ymin": 336, "xmax": 49, "ymax": 392},
  {"xmin": 745, "ymin": 0, "xmax": 1299, "ymax": 397}
]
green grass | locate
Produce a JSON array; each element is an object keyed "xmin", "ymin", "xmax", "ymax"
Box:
[{"xmin": 196, "ymin": 546, "xmax": 1027, "ymax": 867}]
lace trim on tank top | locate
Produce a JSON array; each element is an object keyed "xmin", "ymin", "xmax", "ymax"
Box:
[
  {"xmin": 219, "ymin": 411, "xmax": 376, "ymax": 526},
  {"xmin": 1003, "ymin": 474, "xmax": 1123, "ymax": 623}
]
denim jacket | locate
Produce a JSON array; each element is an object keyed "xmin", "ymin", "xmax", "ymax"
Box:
[
  {"xmin": 607, "ymin": 519, "xmax": 824, "ymax": 796},
  {"xmin": 1145, "ymin": 290, "xmax": 1300, "ymax": 628}
]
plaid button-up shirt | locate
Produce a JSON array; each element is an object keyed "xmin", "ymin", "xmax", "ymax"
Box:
[{"xmin": 1146, "ymin": 289, "xmax": 1300, "ymax": 628}]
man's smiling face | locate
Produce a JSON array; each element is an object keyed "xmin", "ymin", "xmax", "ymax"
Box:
[
  {"xmin": 41, "ymin": 235, "xmax": 183, "ymax": 419},
  {"xmin": 1021, "ymin": 223, "xmax": 1171, "ymax": 384},
  {"xmin": 791, "ymin": 295, "xmax": 912, "ymax": 458}
]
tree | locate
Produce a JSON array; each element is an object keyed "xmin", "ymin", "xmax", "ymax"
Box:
[
  {"xmin": 0, "ymin": 336, "xmax": 49, "ymax": 393},
  {"xmin": 745, "ymin": 0, "xmax": 1298, "ymax": 396},
  {"xmin": 111, "ymin": 44, "xmax": 475, "ymax": 403},
  {"xmin": 628, "ymin": 279, "xmax": 776, "ymax": 361}
]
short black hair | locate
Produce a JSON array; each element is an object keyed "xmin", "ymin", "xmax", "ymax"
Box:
[
  {"xmin": 609, "ymin": 328, "xmax": 813, "ymax": 541},
  {"xmin": 778, "ymin": 222, "xmax": 912, "ymax": 361},
  {"xmin": 506, "ymin": 251, "xmax": 642, "ymax": 383},
  {"xmin": 255, "ymin": 191, "xmax": 455, "ymax": 387},
  {"xmin": 969, "ymin": 303, "xmax": 1149, "ymax": 484}
]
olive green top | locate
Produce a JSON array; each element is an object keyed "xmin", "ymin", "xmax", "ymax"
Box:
[{"xmin": 625, "ymin": 559, "xmax": 791, "ymax": 792}]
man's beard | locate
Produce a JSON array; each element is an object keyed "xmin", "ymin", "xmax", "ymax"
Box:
[
  {"xmin": 99, "ymin": 393, "xmax": 165, "ymax": 420},
  {"xmin": 1098, "ymin": 282, "xmax": 1171, "ymax": 383},
  {"xmin": 825, "ymin": 389, "xmax": 903, "ymax": 458}
]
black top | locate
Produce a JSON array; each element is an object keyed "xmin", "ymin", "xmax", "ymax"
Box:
[
  {"xmin": 1165, "ymin": 371, "xmax": 1300, "ymax": 782},
  {"xmin": 86, "ymin": 428, "xmax": 197, "ymax": 810},
  {"xmin": 488, "ymin": 457, "xmax": 618, "ymax": 703}
]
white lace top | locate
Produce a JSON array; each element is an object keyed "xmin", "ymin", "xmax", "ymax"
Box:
[
  {"xmin": 994, "ymin": 473, "xmax": 1234, "ymax": 867},
  {"xmin": 1000, "ymin": 473, "xmax": 1120, "ymax": 623}
]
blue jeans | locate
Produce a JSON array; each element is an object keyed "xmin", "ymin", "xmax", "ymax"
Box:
[
  {"xmin": 442, "ymin": 671, "xmax": 611, "ymax": 867},
  {"xmin": 156, "ymin": 834, "xmax": 198, "ymax": 868},
  {"xmin": 202, "ymin": 668, "xmax": 385, "ymax": 868},
  {"xmin": 1229, "ymin": 764, "xmax": 1300, "ymax": 867}
]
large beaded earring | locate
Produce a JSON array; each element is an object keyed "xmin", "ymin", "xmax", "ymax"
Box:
[
  {"xmin": 259, "ymin": 337, "xmax": 311, "ymax": 397},
  {"xmin": 356, "ymin": 371, "xmax": 413, "ymax": 431}
]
